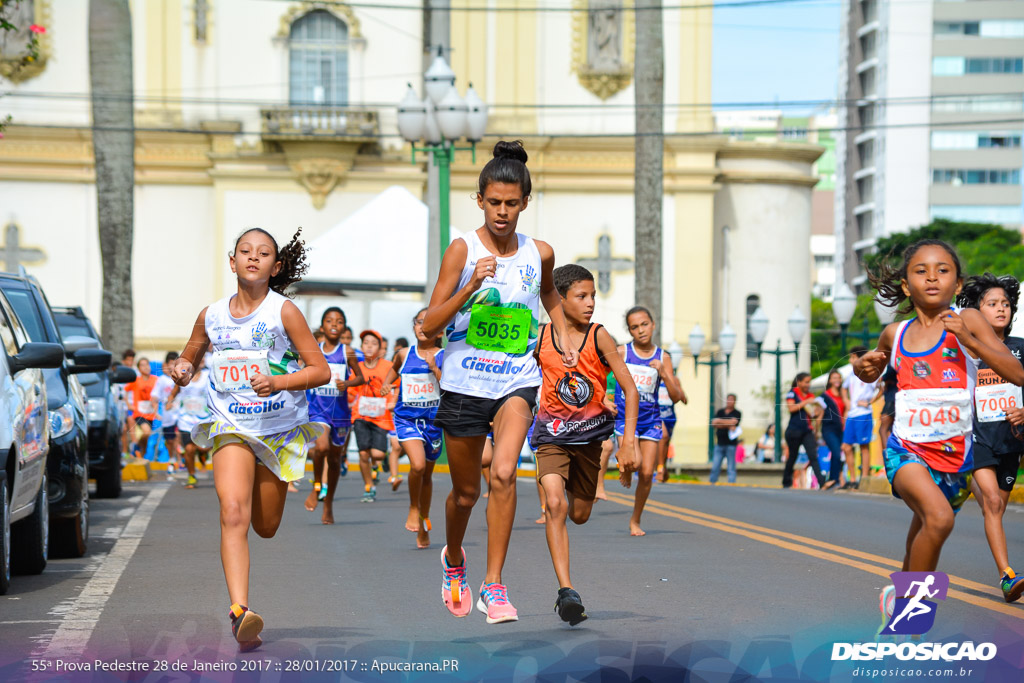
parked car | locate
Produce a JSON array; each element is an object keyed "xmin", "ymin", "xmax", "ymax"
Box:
[
  {"xmin": 0, "ymin": 271, "xmax": 110, "ymax": 558},
  {"xmin": 0, "ymin": 289, "xmax": 65, "ymax": 594},
  {"xmin": 51, "ymin": 307, "xmax": 135, "ymax": 498}
]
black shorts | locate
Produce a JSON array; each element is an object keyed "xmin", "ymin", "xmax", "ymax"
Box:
[
  {"xmin": 434, "ymin": 386, "xmax": 538, "ymax": 438},
  {"xmin": 162, "ymin": 424, "xmax": 178, "ymax": 440},
  {"xmin": 179, "ymin": 431, "xmax": 193, "ymax": 448},
  {"xmin": 972, "ymin": 442, "xmax": 1023, "ymax": 492},
  {"xmin": 133, "ymin": 417, "xmax": 153, "ymax": 429},
  {"xmin": 882, "ymin": 396, "xmax": 895, "ymax": 418},
  {"xmin": 354, "ymin": 420, "xmax": 389, "ymax": 453}
]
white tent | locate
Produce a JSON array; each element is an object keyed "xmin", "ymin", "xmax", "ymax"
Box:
[{"xmin": 299, "ymin": 186, "xmax": 459, "ymax": 293}]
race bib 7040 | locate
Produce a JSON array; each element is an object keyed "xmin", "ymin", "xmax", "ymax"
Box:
[
  {"xmin": 466, "ymin": 304, "xmax": 530, "ymax": 354},
  {"xmin": 211, "ymin": 350, "xmax": 270, "ymax": 393},
  {"xmin": 894, "ymin": 388, "xmax": 972, "ymax": 443}
]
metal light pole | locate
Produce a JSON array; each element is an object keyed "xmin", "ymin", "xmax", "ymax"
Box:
[
  {"xmin": 688, "ymin": 323, "xmax": 738, "ymax": 463},
  {"xmin": 832, "ymin": 283, "xmax": 877, "ymax": 355},
  {"xmin": 749, "ymin": 306, "xmax": 808, "ymax": 462},
  {"xmin": 396, "ymin": 50, "xmax": 488, "ymax": 264}
]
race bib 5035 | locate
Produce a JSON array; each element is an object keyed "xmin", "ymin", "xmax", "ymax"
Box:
[{"xmin": 466, "ymin": 304, "xmax": 530, "ymax": 354}]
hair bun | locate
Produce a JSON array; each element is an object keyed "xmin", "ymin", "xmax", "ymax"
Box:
[{"xmin": 492, "ymin": 140, "xmax": 528, "ymax": 164}]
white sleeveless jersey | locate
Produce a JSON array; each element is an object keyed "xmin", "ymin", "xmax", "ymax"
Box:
[
  {"xmin": 441, "ymin": 231, "xmax": 542, "ymax": 399},
  {"xmin": 202, "ymin": 290, "xmax": 310, "ymax": 436},
  {"xmin": 176, "ymin": 370, "xmax": 211, "ymax": 432}
]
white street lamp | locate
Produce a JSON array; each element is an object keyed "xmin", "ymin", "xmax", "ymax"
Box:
[
  {"xmin": 787, "ymin": 305, "xmax": 808, "ymax": 349},
  {"xmin": 832, "ymin": 283, "xmax": 857, "ymax": 326},
  {"xmin": 436, "ymin": 87, "xmax": 469, "ymax": 141},
  {"xmin": 874, "ymin": 298, "xmax": 898, "ymax": 325},
  {"xmin": 396, "ymin": 83, "xmax": 426, "ymax": 143}
]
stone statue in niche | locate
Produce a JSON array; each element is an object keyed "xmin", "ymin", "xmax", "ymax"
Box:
[
  {"xmin": 0, "ymin": 0, "xmax": 34, "ymax": 60},
  {"xmin": 587, "ymin": 0, "xmax": 622, "ymax": 73}
]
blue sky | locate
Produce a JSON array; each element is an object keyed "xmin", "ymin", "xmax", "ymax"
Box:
[{"xmin": 711, "ymin": 1, "xmax": 841, "ymax": 113}]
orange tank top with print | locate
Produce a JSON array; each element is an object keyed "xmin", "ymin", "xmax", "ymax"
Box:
[
  {"xmin": 352, "ymin": 358, "xmax": 394, "ymax": 429},
  {"xmin": 530, "ymin": 323, "xmax": 614, "ymax": 447}
]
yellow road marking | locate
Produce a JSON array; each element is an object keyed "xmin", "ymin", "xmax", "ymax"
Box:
[{"xmin": 603, "ymin": 491, "xmax": 1024, "ymax": 620}]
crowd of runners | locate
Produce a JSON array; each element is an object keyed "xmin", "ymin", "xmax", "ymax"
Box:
[{"xmin": 103, "ymin": 140, "xmax": 1024, "ymax": 652}]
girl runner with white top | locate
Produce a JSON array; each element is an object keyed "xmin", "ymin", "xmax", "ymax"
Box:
[
  {"xmin": 423, "ymin": 141, "xmax": 577, "ymax": 623},
  {"xmin": 168, "ymin": 228, "xmax": 330, "ymax": 652}
]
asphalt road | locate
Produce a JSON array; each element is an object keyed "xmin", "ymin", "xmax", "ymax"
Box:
[{"xmin": 2, "ymin": 470, "xmax": 1024, "ymax": 682}]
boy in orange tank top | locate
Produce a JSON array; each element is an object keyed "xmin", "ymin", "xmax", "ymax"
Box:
[{"xmin": 532, "ymin": 265, "xmax": 640, "ymax": 625}]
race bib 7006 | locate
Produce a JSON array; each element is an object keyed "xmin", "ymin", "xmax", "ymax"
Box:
[{"xmin": 975, "ymin": 383, "xmax": 1022, "ymax": 423}]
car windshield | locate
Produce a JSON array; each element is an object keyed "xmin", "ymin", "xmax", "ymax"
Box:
[
  {"xmin": 54, "ymin": 314, "xmax": 95, "ymax": 342},
  {"xmin": 2, "ymin": 287, "xmax": 46, "ymax": 343}
]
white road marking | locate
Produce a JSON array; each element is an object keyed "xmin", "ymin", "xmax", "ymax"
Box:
[
  {"xmin": 0, "ymin": 620, "xmax": 62, "ymax": 625},
  {"xmin": 31, "ymin": 484, "xmax": 170, "ymax": 660}
]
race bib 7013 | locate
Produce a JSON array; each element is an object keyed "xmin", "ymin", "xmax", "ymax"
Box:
[{"xmin": 211, "ymin": 350, "xmax": 270, "ymax": 393}]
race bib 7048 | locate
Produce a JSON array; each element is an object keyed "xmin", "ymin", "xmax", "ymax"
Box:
[
  {"xmin": 894, "ymin": 388, "xmax": 972, "ymax": 443},
  {"xmin": 402, "ymin": 372, "xmax": 440, "ymax": 405},
  {"xmin": 211, "ymin": 350, "xmax": 270, "ymax": 393},
  {"xmin": 466, "ymin": 304, "xmax": 530, "ymax": 354}
]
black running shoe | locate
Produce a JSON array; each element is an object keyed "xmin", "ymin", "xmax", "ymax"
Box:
[
  {"xmin": 229, "ymin": 604, "xmax": 264, "ymax": 652},
  {"xmin": 555, "ymin": 588, "xmax": 588, "ymax": 626}
]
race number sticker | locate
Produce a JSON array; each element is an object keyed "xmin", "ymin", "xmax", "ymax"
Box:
[
  {"xmin": 136, "ymin": 400, "xmax": 155, "ymax": 415},
  {"xmin": 358, "ymin": 395, "xmax": 387, "ymax": 418},
  {"xmin": 402, "ymin": 372, "xmax": 440, "ymax": 405},
  {"xmin": 626, "ymin": 363, "xmax": 659, "ymax": 400},
  {"xmin": 210, "ymin": 350, "xmax": 270, "ymax": 393},
  {"xmin": 313, "ymin": 363, "xmax": 348, "ymax": 397},
  {"xmin": 467, "ymin": 305, "xmax": 531, "ymax": 354},
  {"xmin": 975, "ymin": 383, "xmax": 1023, "ymax": 423},
  {"xmin": 182, "ymin": 396, "xmax": 207, "ymax": 415},
  {"xmin": 894, "ymin": 388, "xmax": 972, "ymax": 442}
]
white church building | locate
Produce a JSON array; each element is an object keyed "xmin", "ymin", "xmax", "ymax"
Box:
[{"xmin": 0, "ymin": 0, "xmax": 822, "ymax": 463}]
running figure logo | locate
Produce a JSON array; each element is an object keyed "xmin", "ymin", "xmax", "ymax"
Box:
[
  {"xmin": 555, "ymin": 372, "xmax": 594, "ymax": 407},
  {"xmin": 882, "ymin": 571, "xmax": 949, "ymax": 636}
]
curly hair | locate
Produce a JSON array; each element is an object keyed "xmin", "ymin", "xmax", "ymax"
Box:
[
  {"xmin": 867, "ymin": 238, "xmax": 962, "ymax": 316},
  {"xmin": 553, "ymin": 264, "xmax": 594, "ymax": 297},
  {"xmin": 956, "ymin": 272, "xmax": 1020, "ymax": 336},
  {"xmin": 232, "ymin": 227, "xmax": 309, "ymax": 297}
]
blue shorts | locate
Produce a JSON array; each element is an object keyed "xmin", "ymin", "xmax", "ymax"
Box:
[
  {"xmin": 614, "ymin": 419, "xmax": 664, "ymax": 442},
  {"xmin": 884, "ymin": 440, "xmax": 972, "ymax": 513},
  {"xmin": 842, "ymin": 413, "xmax": 874, "ymax": 445},
  {"xmin": 309, "ymin": 413, "xmax": 352, "ymax": 448},
  {"xmin": 394, "ymin": 417, "xmax": 443, "ymax": 461},
  {"xmin": 662, "ymin": 417, "xmax": 676, "ymax": 439}
]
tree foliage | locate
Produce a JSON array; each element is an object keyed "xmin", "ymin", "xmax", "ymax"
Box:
[{"xmin": 812, "ymin": 219, "xmax": 1024, "ymax": 377}]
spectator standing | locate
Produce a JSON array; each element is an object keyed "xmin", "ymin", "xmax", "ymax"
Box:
[
  {"xmin": 841, "ymin": 346, "xmax": 881, "ymax": 489},
  {"xmin": 710, "ymin": 394, "xmax": 742, "ymax": 484},
  {"xmin": 819, "ymin": 370, "xmax": 846, "ymax": 490}
]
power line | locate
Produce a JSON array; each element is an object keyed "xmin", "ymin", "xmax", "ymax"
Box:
[
  {"xmin": 7, "ymin": 115, "xmax": 1024, "ymax": 140},
  {"xmin": 253, "ymin": 0, "xmax": 837, "ymax": 12},
  {"xmin": 6, "ymin": 88, "xmax": 1022, "ymax": 111}
]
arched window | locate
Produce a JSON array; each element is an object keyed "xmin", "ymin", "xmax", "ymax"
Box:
[
  {"xmin": 289, "ymin": 10, "xmax": 348, "ymax": 106},
  {"xmin": 746, "ymin": 294, "xmax": 761, "ymax": 358}
]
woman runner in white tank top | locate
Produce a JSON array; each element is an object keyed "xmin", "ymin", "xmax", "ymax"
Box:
[
  {"xmin": 423, "ymin": 141, "xmax": 578, "ymax": 623},
  {"xmin": 168, "ymin": 228, "xmax": 330, "ymax": 652}
]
